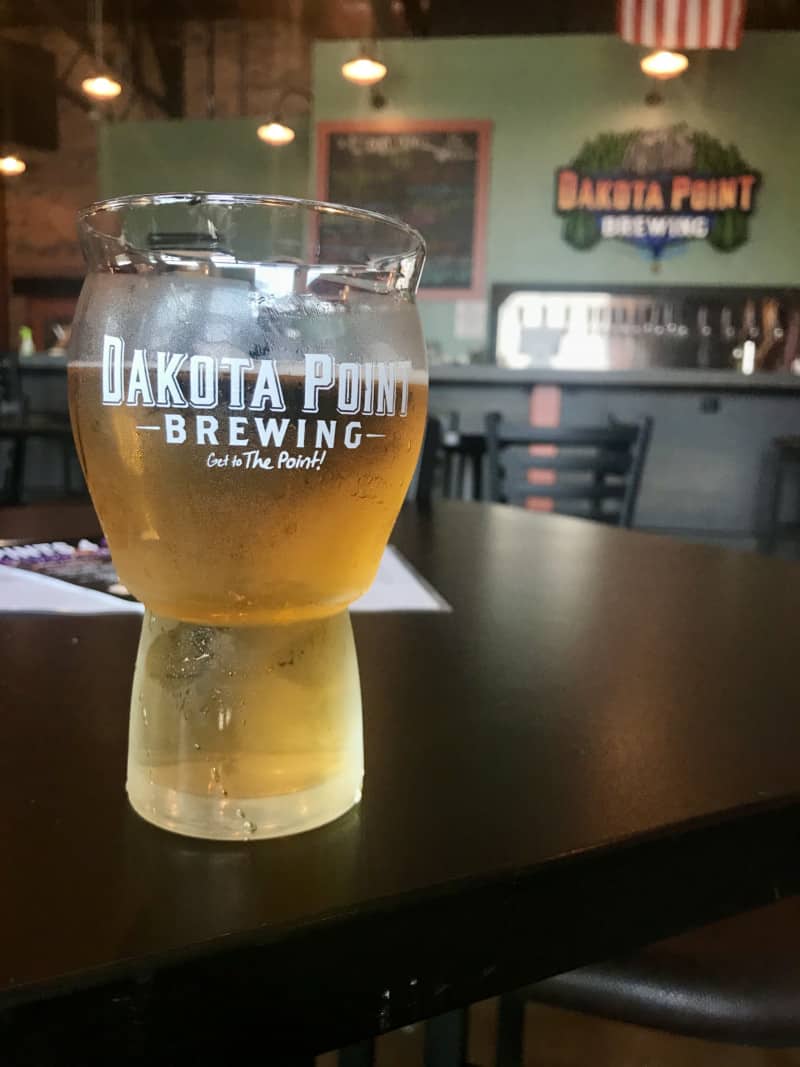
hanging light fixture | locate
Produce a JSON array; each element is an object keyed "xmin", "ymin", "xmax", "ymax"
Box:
[
  {"xmin": 341, "ymin": 45, "xmax": 387, "ymax": 87},
  {"xmin": 257, "ymin": 121, "xmax": 296, "ymax": 146},
  {"xmin": 0, "ymin": 154, "xmax": 26, "ymax": 177},
  {"xmin": 82, "ymin": 0, "xmax": 123, "ymax": 101},
  {"xmin": 82, "ymin": 74, "xmax": 122, "ymax": 100},
  {"xmin": 256, "ymin": 88, "xmax": 311, "ymax": 147},
  {"xmin": 640, "ymin": 50, "xmax": 689, "ymax": 80}
]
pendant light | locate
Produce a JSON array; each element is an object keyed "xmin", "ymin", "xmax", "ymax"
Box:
[
  {"xmin": 81, "ymin": 0, "xmax": 123, "ymax": 101},
  {"xmin": 0, "ymin": 154, "xmax": 26, "ymax": 177},
  {"xmin": 82, "ymin": 74, "xmax": 122, "ymax": 100},
  {"xmin": 256, "ymin": 88, "xmax": 310, "ymax": 148},
  {"xmin": 640, "ymin": 50, "xmax": 689, "ymax": 79},
  {"xmin": 341, "ymin": 45, "xmax": 387, "ymax": 87},
  {"xmin": 257, "ymin": 121, "xmax": 296, "ymax": 146}
]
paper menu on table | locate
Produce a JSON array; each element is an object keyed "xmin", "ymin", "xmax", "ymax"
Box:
[
  {"xmin": 351, "ymin": 546, "xmax": 449, "ymax": 613},
  {"xmin": 0, "ymin": 544, "xmax": 449, "ymax": 615},
  {"xmin": 0, "ymin": 566, "xmax": 145, "ymax": 615}
]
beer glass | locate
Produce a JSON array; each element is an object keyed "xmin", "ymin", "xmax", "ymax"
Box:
[{"xmin": 69, "ymin": 193, "xmax": 427, "ymax": 840}]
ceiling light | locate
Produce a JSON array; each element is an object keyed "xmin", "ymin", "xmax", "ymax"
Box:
[
  {"xmin": 640, "ymin": 50, "xmax": 689, "ymax": 79},
  {"xmin": 82, "ymin": 74, "xmax": 123, "ymax": 100},
  {"xmin": 341, "ymin": 54, "xmax": 387, "ymax": 87},
  {"xmin": 257, "ymin": 121, "xmax": 296, "ymax": 146},
  {"xmin": 0, "ymin": 155, "xmax": 26, "ymax": 177},
  {"xmin": 82, "ymin": 0, "xmax": 123, "ymax": 100}
]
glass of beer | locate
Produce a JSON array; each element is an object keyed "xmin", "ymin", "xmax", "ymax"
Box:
[{"xmin": 69, "ymin": 193, "xmax": 427, "ymax": 840}]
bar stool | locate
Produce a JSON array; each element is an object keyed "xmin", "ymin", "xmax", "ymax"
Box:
[
  {"xmin": 496, "ymin": 898, "xmax": 800, "ymax": 1063},
  {"xmin": 762, "ymin": 436, "xmax": 800, "ymax": 555}
]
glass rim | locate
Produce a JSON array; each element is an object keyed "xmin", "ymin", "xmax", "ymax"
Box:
[{"xmin": 77, "ymin": 191, "xmax": 427, "ymax": 261}]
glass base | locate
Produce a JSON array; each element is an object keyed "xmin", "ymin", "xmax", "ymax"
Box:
[
  {"xmin": 127, "ymin": 763, "xmax": 362, "ymax": 840},
  {"xmin": 127, "ymin": 609, "xmax": 364, "ymax": 841}
]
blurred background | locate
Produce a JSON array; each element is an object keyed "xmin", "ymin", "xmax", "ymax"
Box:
[
  {"xmin": 2, "ymin": 0, "xmax": 800, "ymax": 552},
  {"xmin": 5, "ymin": 9, "xmax": 800, "ymax": 1063}
]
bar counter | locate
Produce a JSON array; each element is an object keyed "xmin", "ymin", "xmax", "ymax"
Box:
[
  {"xmin": 430, "ymin": 365, "xmax": 800, "ymax": 392},
  {"xmin": 429, "ymin": 365, "xmax": 800, "ymax": 551},
  {"xmin": 15, "ymin": 357, "xmax": 800, "ymax": 550}
]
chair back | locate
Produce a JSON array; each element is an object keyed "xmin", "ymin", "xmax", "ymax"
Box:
[
  {"xmin": 414, "ymin": 415, "xmax": 442, "ymax": 504},
  {"xmin": 415, "ymin": 414, "xmax": 485, "ymax": 503},
  {"xmin": 486, "ymin": 413, "xmax": 653, "ymax": 528},
  {"xmin": 0, "ymin": 354, "xmax": 23, "ymax": 419}
]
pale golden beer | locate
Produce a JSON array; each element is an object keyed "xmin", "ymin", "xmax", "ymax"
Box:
[
  {"xmin": 69, "ymin": 193, "xmax": 428, "ymax": 839},
  {"xmin": 69, "ymin": 369, "xmax": 428, "ymax": 623}
]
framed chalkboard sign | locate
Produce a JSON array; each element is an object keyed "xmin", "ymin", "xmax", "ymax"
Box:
[{"xmin": 316, "ymin": 120, "xmax": 491, "ymax": 299}]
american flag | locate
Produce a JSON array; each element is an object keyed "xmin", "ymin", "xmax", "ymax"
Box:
[{"xmin": 617, "ymin": 0, "xmax": 746, "ymax": 50}]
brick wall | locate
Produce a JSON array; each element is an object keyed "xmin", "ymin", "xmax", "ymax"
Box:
[
  {"xmin": 0, "ymin": 5, "xmax": 379, "ymax": 345},
  {"xmin": 182, "ymin": 18, "xmax": 311, "ymax": 121},
  {"xmin": 3, "ymin": 29, "xmax": 100, "ymax": 281},
  {"xmin": 1, "ymin": 21, "xmax": 176, "ymax": 285}
]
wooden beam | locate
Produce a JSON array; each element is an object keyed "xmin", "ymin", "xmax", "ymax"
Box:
[
  {"xmin": 146, "ymin": 19, "xmax": 184, "ymax": 118},
  {"xmin": 32, "ymin": 0, "xmax": 173, "ymax": 116},
  {"xmin": 56, "ymin": 80, "xmax": 94, "ymax": 113},
  {"xmin": 401, "ymin": 0, "xmax": 431, "ymax": 36}
]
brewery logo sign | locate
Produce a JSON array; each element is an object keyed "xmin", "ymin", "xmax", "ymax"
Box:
[
  {"xmin": 100, "ymin": 335, "xmax": 412, "ymax": 473},
  {"xmin": 554, "ymin": 125, "xmax": 761, "ymax": 260}
]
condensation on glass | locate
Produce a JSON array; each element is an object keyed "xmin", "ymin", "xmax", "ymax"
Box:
[{"xmin": 69, "ymin": 193, "xmax": 428, "ymax": 840}]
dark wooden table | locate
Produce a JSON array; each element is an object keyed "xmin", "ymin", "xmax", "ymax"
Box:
[{"xmin": 3, "ymin": 500, "xmax": 800, "ymax": 1064}]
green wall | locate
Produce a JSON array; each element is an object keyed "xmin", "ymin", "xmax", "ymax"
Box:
[
  {"xmin": 98, "ymin": 116, "xmax": 311, "ymax": 200},
  {"xmin": 313, "ymin": 34, "xmax": 800, "ymax": 358},
  {"xmin": 96, "ymin": 35, "xmax": 800, "ymax": 360}
]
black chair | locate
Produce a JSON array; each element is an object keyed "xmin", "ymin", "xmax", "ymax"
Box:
[
  {"xmin": 415, "ymin": 415, "xmax": 443, "ymax": 504},
  {"xmin": 416, "ymin": 414, "xmax": 486, "ymax": 505},
  {"xmin": 440, "ymin": 414, "xmax": 486, "ymax": 501},
  {"xmin": 0, "ymin": 354, "xmax": 78, "ymax": 504},
  {"xmin": 761, "ymin": 436, "xmax": 800, "ymax": 555},
  {"xmin": 485, "ymin": 413, "xmax": 653, "ymax": 528},
  {"xmin": 0, "ymin": 356, "xmax": 27, "ymax": 503},
  {"xmin": 496, "ymin": 897, "xmax": 800, "ymax": 1062}
]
